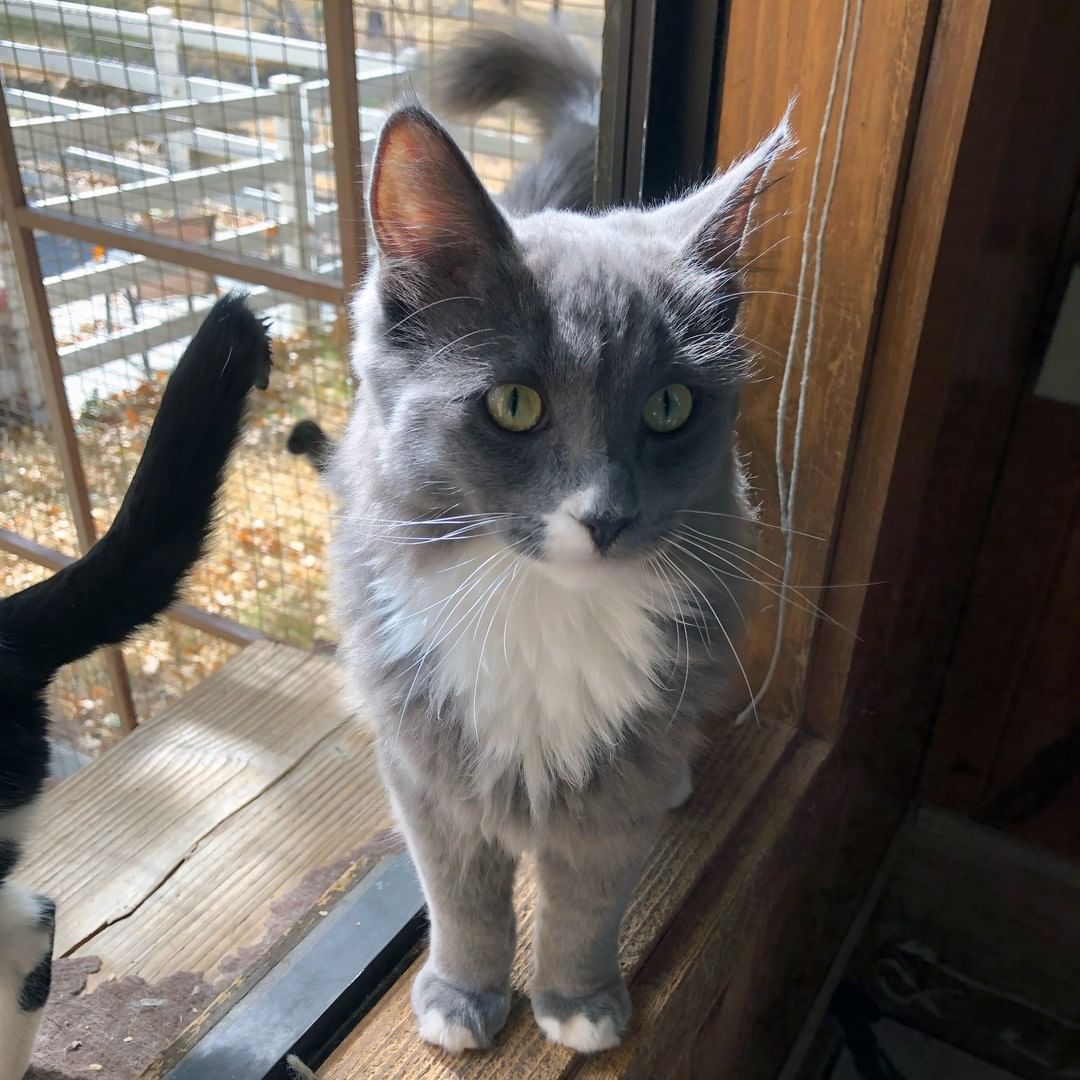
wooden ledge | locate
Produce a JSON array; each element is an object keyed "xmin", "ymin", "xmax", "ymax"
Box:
[
  {"xmin": 21, "ymin": 641, "xmax": 393, "ymax": 1080},
  {"xmin": 319, "ymin": 721, "xmax": 829, "ymax": 1079}
]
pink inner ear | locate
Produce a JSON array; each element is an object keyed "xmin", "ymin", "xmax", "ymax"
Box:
[
  {"xmin": 371, "ymin": 116, "xmax": 459, "ymax": 259},
  {"xmin": 367, "ymin": 107, "xmax": 513, "ymax": 300},
  {"xmin": 726, "ymin": 163, "xmax": 769, "ymax": 240},
  {"xmin": 700, "ymin": 161, "xmax": 770, "ymax": 270}
]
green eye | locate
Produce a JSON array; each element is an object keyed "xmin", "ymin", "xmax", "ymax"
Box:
[
  {"xmin": 485, "ymin": 383, "xmax": 544, "ymax": 432},
  {"xmin": 644, "ymin": 383, "xmax": 693, "ymax": 433}
]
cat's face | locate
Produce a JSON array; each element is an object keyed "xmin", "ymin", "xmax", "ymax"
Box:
[{"xmin": 351, "ymin": 107, "xmax": 788, "ymax": 587}]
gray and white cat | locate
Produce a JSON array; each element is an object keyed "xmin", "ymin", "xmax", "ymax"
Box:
[{"xmin": 330, "ymin": 24, "xmax": 791, "ymax": 1055}]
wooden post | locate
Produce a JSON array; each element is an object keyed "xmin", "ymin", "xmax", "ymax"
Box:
[
  {"xmin": 0, "ymin": 88, "xmax": 138, "ymax": 732},
  {"xmin": 324, "ymin": 0, "xmax": 367, "ymax": 300},
  {"xmin": 16, "ymin": 204, "xmax": 344, "ymax": 304}
]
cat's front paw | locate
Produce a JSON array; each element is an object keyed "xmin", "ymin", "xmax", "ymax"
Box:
[
  {"xmin": 412, "ymin": 963, "xmax": 510, "ymax": 1053},
  {"xmin": 531, "ymin": 981, "xmax": 630, "ymax": 1053}
]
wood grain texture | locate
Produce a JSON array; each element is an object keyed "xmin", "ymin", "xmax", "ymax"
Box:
[
  {"xmin": 806, "ymin": 0, "xmax": 1080, "ymax": 748},
  {"xmin": 19, "ymin": 642, "xmax": 392, "ymax": 1078},
  {"xmin": 318, "ymin": 720, "xmax": 800, "ymax": 1079},
  {"xmin": 324, "ymin": 0, "xmax": 367, "ymax": 297},
  {"xmin": 917, "ymin": 168, "xmax": 1080, "ymax": 861},
  {"xmin": 73, "ymin": 720, "xmax": 391, "ymax": 990},
  {"xmin": 18, "ymin": 641, "xmax": 349, "ymax": 954},
  {"xmin": 715, "ymin": 0, "xmax": 937, "ymax": 731},
  {"xmin": 668, "ymin": 2, "xmax": 1080, "ymax": 1071},
  {"xmin": 982, "ymin": 512, "xmax": 1080, "ymax": 859},
  {"xmin": 701, "ymin": 6, "xmax": 1078, "ymax": 1070}
]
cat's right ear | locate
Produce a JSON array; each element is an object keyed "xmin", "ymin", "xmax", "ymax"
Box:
[
  {"xmin": 649, "ymin": 110, "xmax": 795, "ymax": 277},
  {"xmin": 369, "ymin": 106, "xmax": 514, "ymax": 311}
]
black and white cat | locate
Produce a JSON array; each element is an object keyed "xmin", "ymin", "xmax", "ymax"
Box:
[{"xmin": 0, "ymin": 294, "xmax": 270, "ymax": 1078}]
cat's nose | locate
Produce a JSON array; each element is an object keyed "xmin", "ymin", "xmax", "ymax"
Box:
[{"xmin": 579, "ymin": 515, "xmax": 634, "ymax": 552}]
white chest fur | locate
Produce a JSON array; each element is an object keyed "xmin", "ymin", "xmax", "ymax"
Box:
[{"xmin": 371, "ymin": 540, "xmax": 670, "ymax": 803}]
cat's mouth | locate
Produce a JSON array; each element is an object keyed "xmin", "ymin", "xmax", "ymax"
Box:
[
  {"xmin": 534, "ymin": 519, "xmax": 640, "ymax": 590},
  {"xmin": 541, "ymin": 492, "xmax": 638, "ymax": 558}
]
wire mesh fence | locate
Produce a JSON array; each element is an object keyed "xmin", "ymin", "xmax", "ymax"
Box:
[{"xmin": 0, "ymin": 0, "xmax": 604, "ymax": 755}]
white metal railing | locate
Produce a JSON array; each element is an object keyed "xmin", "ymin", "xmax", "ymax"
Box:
[{"xmin": 2, "ymin": 0, "xmax": 387, "ymax": 73}]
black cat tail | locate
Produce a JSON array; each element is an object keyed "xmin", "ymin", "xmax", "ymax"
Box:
[{"xmin": 0, "ymin": 292, "xmax": 271, "ymax": 690}]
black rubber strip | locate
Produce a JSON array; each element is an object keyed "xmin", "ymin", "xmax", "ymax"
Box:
[{"xmin": 164, "ymin": 853, "xmax": 426, "ymax": 1080}]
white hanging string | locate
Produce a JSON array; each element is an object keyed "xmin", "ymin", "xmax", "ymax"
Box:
[{"xmin": 738, "ymin": 0, "xmax": 864, "ymax": 724}]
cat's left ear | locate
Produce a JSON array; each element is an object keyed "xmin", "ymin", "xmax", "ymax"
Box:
[
  {"xmin": 654, "ymin": 111, "xmax": 795, "ymax": 275},
  {"xmin": 369, "ymin": 105, "xmax": 514, "ymax": 309}
]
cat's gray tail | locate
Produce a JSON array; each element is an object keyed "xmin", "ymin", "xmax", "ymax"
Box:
[
  {"xmin": 432, "ymin": 21, "xmax": 597, "ymax": 138},
  {"xmin": 432, "ymin": 22, "xmax": 599, "ymax": 213}
]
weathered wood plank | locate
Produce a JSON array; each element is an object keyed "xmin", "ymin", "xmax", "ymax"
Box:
[
  {"xmin": 804, "ymin": 0, "xmax": 1080, "ymax": 749},
  {"xmin": 18, "ymin": 641, "xmax": 353, "ymax": 957},
  {"xmin": 73, "ymin": 721, "xmax": 392, "ymax": 991},
  {"xmin": 318, "ymin": 719, "xmax": 800, "ymax": 1079},
  {"xmin": 23, "ymin": 642, "xmax": 394, "ymax": 1079}
]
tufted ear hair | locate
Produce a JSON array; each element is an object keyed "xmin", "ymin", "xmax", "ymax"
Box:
[{"xmin": 649, "ymin": 110, "xmax": 795, "ymax": 275}]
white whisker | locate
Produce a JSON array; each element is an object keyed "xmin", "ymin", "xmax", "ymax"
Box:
[
  {"xmin": 656, "ymin": 550, "xmax": 713, "ymax": 652},
  {"xmin": 680, "ymin": 524, "xmax": 785, "ymax": 569},
  {"xmin": 662, "ymin": 546, "xmax": 758, "ymax": 727},
  {"xmin": 678, "ymin": 508, "xmax": 825, "ymax": 542},
  {"xmin": 668, "ymin": 533, "xmax": 847, "ymax": 631}
]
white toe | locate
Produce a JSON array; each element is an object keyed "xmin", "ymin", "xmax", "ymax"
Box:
[
  {"xmin": 417, "ymin": 1009, "xmax": 480, "ymax": 1053},
  {"xmin": 537, "ymin": 1013, "xmax": 621, "ymax": 1053}
]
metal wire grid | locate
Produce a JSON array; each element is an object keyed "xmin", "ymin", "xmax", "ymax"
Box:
[
  {"xmin": 350, "ymin": 1, "xmax": 603, "ymax": 195},
  {"xmin": 0, "ymin": 0, "xmax": 346, "ymax": 276},
  {"xmin": 41, "ymin": 247, "xmax": 344, "ymax": 642},
  {"xmin": 2, "ymin": 550, "xmax": 240, "ymax": 753},
  {"xmin": 0, "ymin": 414, "xmax": 79, "ymax": 555},
  {"xmin": 0, "ymin": 221, "xmax": 82, "ymax": 555},
  {"xmin": 0, "ymin": 551, "xmax": 110, "ymax": 754},
  {"xmin": 2, "ymin": 242, "xmax": 344, "ymax": 738},
  {"xmin": 0, "ymin": 0, "xmax": 603, "ymax": 748}
]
